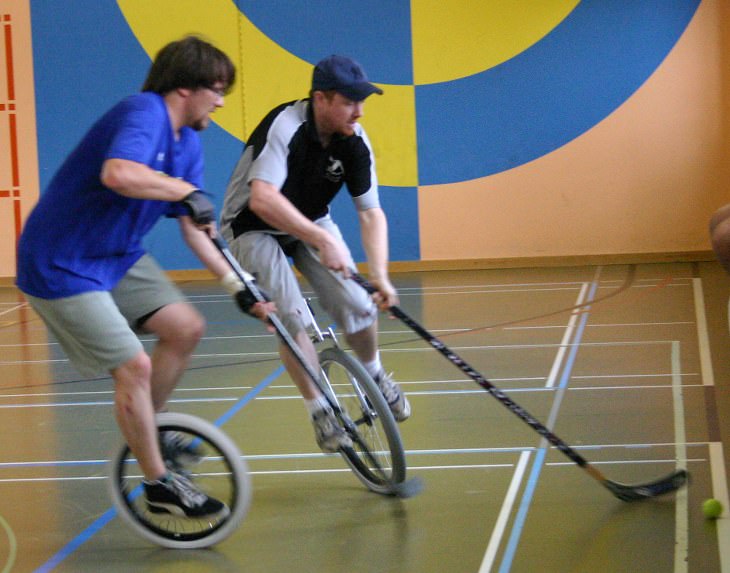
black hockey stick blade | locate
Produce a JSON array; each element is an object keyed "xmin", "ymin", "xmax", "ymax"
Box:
[{"xmin": 602, "ymin": 468, "xmax": 689, "ymax": 502}]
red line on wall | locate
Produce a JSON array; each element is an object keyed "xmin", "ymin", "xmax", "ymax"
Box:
[
  {"xmin": 3, "ymin": 17, "xmax": 14, "ymax": 101},
  {"xmin": 8, "ymin": 113, "xmax": 19, "ymax": 187},
  {"xmin": 13, "ymin": 198, "xmax": 21, "ymax": 244},
  {"xmin": 2, "ymin": 14, "xmax": 21, "ymax": 255}
]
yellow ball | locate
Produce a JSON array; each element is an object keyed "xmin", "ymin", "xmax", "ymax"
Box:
[{"xmin": 703, "ymin": 498, "xmax": 723, "ymax": 519}]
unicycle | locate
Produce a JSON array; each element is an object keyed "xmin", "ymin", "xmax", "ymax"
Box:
[
  {"xmin": 309, "ymin": 310, "xmax": 407, "ymax": 495},
  {"xmin": 109, "ymin": 412, "xmax": 251, "ymax": 548},
  {"xmin": 211, "ymin": 234, "xmax": 421, "ymax": 498}
]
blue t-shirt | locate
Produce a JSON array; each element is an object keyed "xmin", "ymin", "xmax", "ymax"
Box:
[{"xmin": 16, "ymin": 92, "xmax": 203, "ymax": 298}]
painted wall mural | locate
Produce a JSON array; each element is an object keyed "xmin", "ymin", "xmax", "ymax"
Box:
[{"xmin": 13, "ymin": 0, "xmax": 720, "ymax": 275}]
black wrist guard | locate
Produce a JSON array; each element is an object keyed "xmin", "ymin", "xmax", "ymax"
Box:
[{"xmin": 181, "ymin": 189, "xmax": 215, "ymax": 225}]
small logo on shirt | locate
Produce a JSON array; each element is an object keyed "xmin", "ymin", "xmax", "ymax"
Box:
[
  {"xmin": 156, "ymin": 152, "xmax": 165, "ymax": 164},
  {"xmin": 325, "ymin": 157, "xmax": 344, "ymax": 182}
]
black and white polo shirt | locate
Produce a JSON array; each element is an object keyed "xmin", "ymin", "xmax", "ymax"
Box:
[{"xmin": 220, "ymin": 98, "xmax": 380, "ymax": 240}]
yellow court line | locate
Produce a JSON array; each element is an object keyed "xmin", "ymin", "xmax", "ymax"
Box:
[{"xmin": 0, "ymin": 512, "xmax": 17, "ymax": 573}]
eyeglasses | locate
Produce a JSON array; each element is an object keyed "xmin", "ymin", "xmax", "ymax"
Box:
[{"xmin": 206, "ymin": 86, "xmax": 226, "ymax": 98}]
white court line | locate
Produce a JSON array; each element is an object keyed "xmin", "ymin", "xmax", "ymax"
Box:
[
  {"xmin": 545, "ymin": 282, "xmax": 589, "ymax": 389},
  {"xmin": 479, "ymin": 451, "xmax": 531, "ymax": 573},
  {"xmin": 182, "ymin": 277, "xmax": 690, "ymax": 299},
  {"xmin": 1, "ymin": 459, "xmax": 693, "ymax": 485},
  {"xmin": 0, "ymin": 303, "xmax": 26, "ymax": 317},
  {"xmin": 0, "ymin": 375, "xmax": 704, "ymax": 401},
  {"xmin": 672, "ymin": 341, "xmax": 689, "ymax": 573},
  {"xmin": 477, "ymin": 278, "xmax": 594, "ymax": 571},
  {"xmin": 0, "ymin": 444, "xmax": 704, "ymax": 470},
  {"xmin": 0, "ymin": 382, "xmax": 708, "ymax": 409},
  {"xmin": 0, "ymin": 339, "xmax": 685, "ymax": 367},
  {"xmin": 693, "ymin": 278, "xmax": 716, "ymax": 387}
]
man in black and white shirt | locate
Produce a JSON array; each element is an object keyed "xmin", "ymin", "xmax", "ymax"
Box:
[{"xmin": 220, "ymin": 55, "xmax": 410, "ymax": 452}]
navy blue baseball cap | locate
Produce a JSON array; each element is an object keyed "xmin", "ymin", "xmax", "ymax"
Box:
[{"xmin": 311, "ymin": 55, "xmax": 383, "ymax": 101}]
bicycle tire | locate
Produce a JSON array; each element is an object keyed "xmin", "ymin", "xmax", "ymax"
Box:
[
  {"xmin": 108, "ymin": 412, "xmax": 251, "ymax": 549},
  {"xmin": 318, "ymin": 347, "xmax": 407, "ymax": 494}
]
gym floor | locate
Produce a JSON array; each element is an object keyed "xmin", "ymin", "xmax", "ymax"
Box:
[{"xmin": 1, "ymin": 259, "xmax": 729, "ymax": 572}]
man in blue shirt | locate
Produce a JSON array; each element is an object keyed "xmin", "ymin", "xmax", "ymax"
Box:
[{"xmin": 17, "ymin": 36, "xmax": 268, "ymax": 519}]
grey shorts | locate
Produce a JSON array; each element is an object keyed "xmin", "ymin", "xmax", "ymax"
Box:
[
  {"xmin": 24, "ymin": 254, "xmax": 185, "ymax": 377},
  {"xmin": 229, "ymin": 216, "xmax": 376, "ymax": 336}
]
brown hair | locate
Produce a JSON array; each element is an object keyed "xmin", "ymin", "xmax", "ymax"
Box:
[{"xmin": 142, "ymin": 35, "xmax": 235, "ymax": 95}]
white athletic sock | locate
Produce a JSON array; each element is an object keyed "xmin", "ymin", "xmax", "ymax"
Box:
[
  {"xmin": 304, "ymin": 395, "xmax": 330, "ymax": 416},
  {"xmin": 361, "ymin": 352, "xmax": 383, "ymax": 379}
]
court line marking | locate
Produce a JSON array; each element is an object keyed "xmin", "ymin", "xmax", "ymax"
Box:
[
  {"xmin": 0, "ymin": 272, "xmax": 699, "ymax": 569},
  {"xmin": 0, "ymin": 458, "xmax": 702, "ymax": 484},
  {"xmin": 0, "ymin": 320, "xmax": 696, "ymax": 350},
  {"xmin": 0, "ymin": 375, "xmax": 707, "ymax": 402},
  {"xmin": 0, "ymin": 443, "xmax": 697, "ymax": 471},
  {"xmin": 0, "ymin": 304, "xmax": 25, "ymax": 317},
  {"xmin": 0, "ymin": 512, "xmax": 17, "ymax": 573},
  {"xmin": 479, "ymin": 451, "xmax": 531, "ymax": 573},
  {"xmin": 0, "ymin": 338, "xmax": 693, "ymax": 366},
  {"xmin": 692, "ymin": 277, "xmax": 730, "ymax": 570},
  {"xmin": 672, "ymin": 341, "xmax": 689, "ymax": 573},
  {"xmin": 32, "ymin": 366, "xmax": 283, "ymax": 573},
  {"xmin": 545, "ymin": 282, "xmax": 590, "ymax": 389},
  {"xmin": 499, "ymin": 277, "xmax": 596, "ymax": 572},
  {"xmin": 0, "ymin": 381, "xmax": 709, "ymax": 409},
  {"xmin": 692, "ymin": 278, "xmax": 716, "ymax": 387},
  {"xmin": 710, "ymin": 442, "xmax": 730, "ymax": 570}
]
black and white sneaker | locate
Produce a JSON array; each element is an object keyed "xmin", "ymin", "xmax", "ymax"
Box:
[
  {"xmin": 375, "ymin": 371, "xmax": 411, "ymax": 422},
  {"xmin": 144, "ymin": 472, "xmax": 229, "ymax": 519}
]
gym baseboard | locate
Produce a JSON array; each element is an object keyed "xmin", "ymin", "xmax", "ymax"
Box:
[{"xmin": 0, "ymin": 250, "xmax": 716, "ymax": 287}]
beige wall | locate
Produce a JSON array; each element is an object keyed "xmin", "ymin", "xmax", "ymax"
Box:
[
  {"xmin": 0, "ymin": 0, "xmax": 39, "ymax": 281},
  {"xmin": 419, "ymin": 0, "xmax": 729, "ymax": 262}
]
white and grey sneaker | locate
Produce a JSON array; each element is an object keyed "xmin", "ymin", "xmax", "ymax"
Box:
[
  {"xmin": 160, "ymin": 431, "xmax": 203, "ymax": 471},
  {"xmin": 311, "ymin": 407, "xmax": 352, "ymax": 453},
  {"xmin": 375, "ymin": 371, "xmax": 411, "ymax": 422}
]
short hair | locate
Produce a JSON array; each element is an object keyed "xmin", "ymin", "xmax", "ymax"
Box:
[{"xmin": 142, "ymin": 35, "xmax": 235, "ymax": 95}]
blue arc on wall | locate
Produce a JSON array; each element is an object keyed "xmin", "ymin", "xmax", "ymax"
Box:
[
  {"xmin": 29, "ymin": 0, "xmax": 701, "ymax": 268},
  {"xmin": 237, "ymin": 0, "xmax": 700, "ymax": 185}
]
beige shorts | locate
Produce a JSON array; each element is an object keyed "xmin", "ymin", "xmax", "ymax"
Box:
[
  {"xmin": 24, "ymin": 255, "xmax": 185, "ymax": 377},
  {"xmin": 229, "ymin": 216, "xmax": 376, "ymax": 336}
]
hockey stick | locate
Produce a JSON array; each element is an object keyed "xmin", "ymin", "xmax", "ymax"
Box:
[
  {"xmin": 350, "ymin": 272, "xmax": 688, "ymax": 501},
  {"xmin": 211, "ymin": 235, "xmax": 421, "ymax": 498}
]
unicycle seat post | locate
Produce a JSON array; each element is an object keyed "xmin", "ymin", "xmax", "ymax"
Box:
[{"xmin": 305, "ymin": 298, "xmax": 337, "ymax": 346}]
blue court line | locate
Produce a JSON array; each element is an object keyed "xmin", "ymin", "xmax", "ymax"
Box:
[
  {"xmin": 499, "ymin": 280, "xmax": 598, "ymax": 572},
  {"xmin": 34, "ymin": 507, "xmax": 118, "ymax": 573},
  {"xmin": 33, "ymin": 365, "xmax": 284, "ymax": 573}
]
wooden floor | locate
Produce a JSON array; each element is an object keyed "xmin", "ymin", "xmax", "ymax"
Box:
[{"xmin": 1, "ymin": 260, "xmax": 730, "ymax": 572}]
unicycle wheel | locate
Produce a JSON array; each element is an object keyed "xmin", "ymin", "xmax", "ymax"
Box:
[{"xmin": 108, "ymin": 412, "xmax": 251, "ymax": 549}]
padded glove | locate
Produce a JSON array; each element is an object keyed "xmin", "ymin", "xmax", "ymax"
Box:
[{"xmin": 181, "ymin": 189, "xmax": 215, "ymax": 225}]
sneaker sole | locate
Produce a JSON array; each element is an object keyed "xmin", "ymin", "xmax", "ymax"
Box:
[
  {"xmin": 392, "ymin": 398, "xmax": 412, "ymax": 422},
  {"xmin": 147, "ymin": 502, "xmax": 231, "ymax": 520},
  {"xmin": 317, "ymin": 438, "xmax": 353, "ymax": 453}
]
